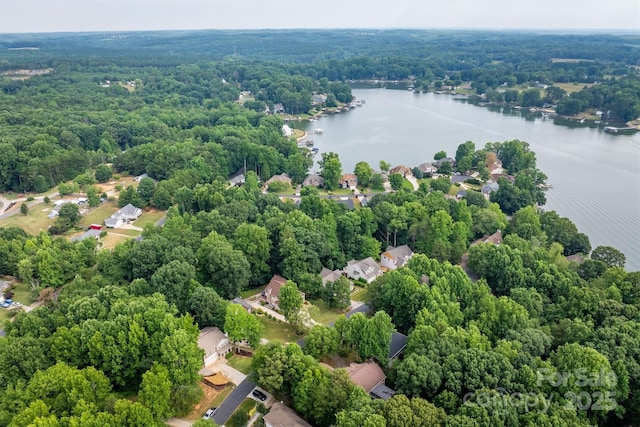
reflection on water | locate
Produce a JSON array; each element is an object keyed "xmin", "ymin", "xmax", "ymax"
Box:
[{"xmin": 296, "ymin": 88, "xmax": 640, "ymax": 271}]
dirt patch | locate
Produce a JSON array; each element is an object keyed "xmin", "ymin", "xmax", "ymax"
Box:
[{"xmin": 185, "ymin": 382, "xmax": 231, "ymax": 422}]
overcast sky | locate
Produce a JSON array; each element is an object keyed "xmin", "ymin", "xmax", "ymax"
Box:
[{"xmin": 1, "ymin": 0, "xmax": 638, "ymax": 33}]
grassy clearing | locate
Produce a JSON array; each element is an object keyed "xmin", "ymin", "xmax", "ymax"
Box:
[
  {"xmin": 227, "ymin": 355, "xmax": 253, "ymax": 375},
  {"xmin": 552, "ymin": 82, "xmax": 594, "ymax": 94},
  {"xmin": 110, "ymin": 228, "xmax": 141, "ymax": 237},
  {"xmin": 307, "ymin": 299, "xmax": 344, "ymax": 325},
  {"xmin": 240, "ymin": 285, "xmax": 265, "ymax": 299},
  {"xmin": 0, "ymin": 204, "xmax": 53, "ymax": 235},
  {"xmin": 133, "ymin": 210, "xmax": 165, "ymax": 227},
  {"xmin": 351, "ymin": 286, "xmax": 369, "ymax": 302},
  {"xmin": 320, "ymin": 188, "xmax": 354, "ymax": 196},
  {"xmin": 258, "ymin": 316, "xmax": 301, "ymax": 343},
  {"xmin": 9, "ymin": 281, "xmax": 34, "ymax": 306},
  {"xmin": 99, "ymin": 233, "xmax": 133, "ymax": 250},
  {"xmin": 77, "ymin": 201, "xmax": 118, "ymax": 228}
]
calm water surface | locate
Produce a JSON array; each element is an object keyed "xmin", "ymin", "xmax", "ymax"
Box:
[{"xmin": 297, "ymin": 89, "xmax": 640, "ymax": 271}]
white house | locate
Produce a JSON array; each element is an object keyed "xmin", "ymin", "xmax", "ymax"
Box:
[
  {"xmin": 282, "ymin": 124, "xmax": 294, "ymax": 137},
  {"xmin": 380, "ymin": 245, "xmax": 414, "ymax": 270},
  {"xmin": 104, "ymin": 203, "xmax": 142, "ymax": 228},
  {"xmin": 198, "ymin": 327, "xmax": 232, "ymax": 366},
  {"xmin": 345, "ymin": 258, "xmax": 382, "ymax": 283}
]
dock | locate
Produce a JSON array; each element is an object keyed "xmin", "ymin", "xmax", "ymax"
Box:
[{"xmin": 604, "ymin": 126, "xmax": 638, "ymax": 134}]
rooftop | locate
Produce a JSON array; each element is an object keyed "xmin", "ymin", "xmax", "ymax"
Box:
[
  {"xmin": 263, "ymin": 402, "xmax": 312, "ymax": 427},
  {"xmin": 347, "ymin": 361, "xmax": 386, "ymax": 393}
]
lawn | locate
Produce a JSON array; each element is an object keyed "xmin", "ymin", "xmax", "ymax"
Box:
[
  {"xmin": 258, "ymin": 316, "xmax": 302, "ymax": 343},
  {"xmin": 240, "ymin": 285, "xmax": 265, "ymax": 299},
  {"xmin": 77, "ymin": 200, "xmax": 118, "ymax": 228},
  {"xmin": 0, "ymin": 203, "xmax": 53, "ymax": 235},
  {"xmin": 9, "ymin": 281, "xmax": 34, "ymax": 306},
  {"xmin": 227, "ymin": 355, "xmax": 253, "ymax": 375},
  {"xmin": 307, "ymin": 299, "xmax": 345, "ymax": 325},
  {"xmin": 402, "ymin": 179, "xmax": 415, "ymax": 191},
  {"xmin": 351, "ymin": 286, "xmax": 369, "ymax": 303},
  {"xmin": 109, "ymin": 228, "xmax": 141, "ymax": 237},
  {"xmin": 133, "ymin": 209, "xmax": 165, "ymax": 227},
  {"xmin": 99, "ymin": 232, "xmax": 132, "ymax": 250},
  {"xmin": 226, "ymin": 398, "xmax": 256, "ymax": 427}
]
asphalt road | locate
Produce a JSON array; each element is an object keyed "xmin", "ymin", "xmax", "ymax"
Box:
[{"xmin": 212, "ymin": 377, "xmax": 256, "ymax": 425}]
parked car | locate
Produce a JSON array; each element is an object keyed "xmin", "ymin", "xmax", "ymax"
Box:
[
  {"xmin": 252, "ymin": 389, "xmax": 267, "ymax": 401},
  {"xmin": 203, "ymin": 407, "xmax": 217, "ymax": 420}
]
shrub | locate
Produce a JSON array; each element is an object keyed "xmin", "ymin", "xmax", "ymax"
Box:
[
  {"xmin": 464, "ymin": 178, "xmax": 481, "ymax": 185},
  {"xmin": 114, "ymin": 184, "xmax": 123, "ymax": 192},
  {"xmin": 43, "ymin": 196, "xmax": 50, "ymax": 204},
  {"xmin": 26, "ymin": 196, "xmax": 34, "ymax": 202},
  {"xmin": 266, "ymin": 181, "xmax": 289, "ymax": 193},
  {"xmin": 225, "ymin": 351, "xmax": 234, "ymax": 360}
]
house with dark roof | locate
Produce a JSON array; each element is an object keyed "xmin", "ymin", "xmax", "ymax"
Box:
[
  {"xmin": 265, "ymin": 173, "xmax": 292, "ymax": 190},
  {"xmin": 434, "ymin": 157, "xmax": 456, "ymax": 167},
  {"xmin": 231, "ymin": 298, "xmax": 253, "ymax": 313},
  {"xmin": 416, "ymin": 162, "xmax": 438, "ymax": 175},
  {"xmin": 70, "ymin": 228, "xmax": 101, "ymax": 243},
  {"xmin": 380, "ymin": 245, "xmax": 414, "ymax": 270},
  {"xmin": 264, "ymin": 402, "xmax": 311, "ymax": 427},
  {"xmin": 345, "ymin": 258, "xmax": 382, "ymax": 283},
  {"xmin": 389, "ymin": 332, "xmax": 408, "ymax": 360},
  {"xmin": 320, "ymin": 267, "xmax": 353, "ymax": 291},
  {"xmin": 334, "ymin": 196, "xmax": 355, "ymax": 210}
]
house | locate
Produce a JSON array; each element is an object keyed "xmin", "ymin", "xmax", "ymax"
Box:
[
  {"xmin": 231, "ymin": 298, "xmax": 253, "ymax": 313},
  {"xmin": 380, "ymin": 245, "xmax": 414, "ymax": 270},
  {"xmin": 339, "ymin": 173, "xmax": 358, "ymax": 189},
  {"xmin": 263, "ymin": 402, "xmax": 312, "ymax": 427},
  {"xmin": 311, "ymin": 93, "xmax": 327, "ymax": 105},
  {"xmin": 416, "ymin": 162, "xmax": 437, "ymax": 175},
  {"xmin": 265, "ymin": 173, "xmax": 292, "ymax": 190},
  {"xmin": 282, "ymin": 125, "xmax": 294, "ymax": 137},
  {"xmin": 357, "ymin": 195, "xmax": 368, "ymax": 207},
  {"xmin": 273, "ymin": 103, "xmax": 285, "ymax": 114},
  {"xmin": 70, "ymin": 228, "xmax": 101, "ymax": 243},
  {"xmin": 347, "ymin": 361, "xmax": 396, "ymax": 401},
  {"xmin": 263, "ymin": 275, "xmax": 305, "ymax": 309},
  {"xmin": 434, "ymin": 157, "xmax": 456, "ymax": 167},
  {"xmin": 389, "ymin": 332, "xmax": 408, "ymax": 360},
  {"xmin": 345, "ymin": 258, "xmax": 382, "ymax": 283},
  {"xmin": 302, "ymin": 174, "xmax": 324, "ymax": 187},
  {"xmin": 483, "ymin": 230, "xmax": 502, "ymax": 245},
  {"xmin": 481, "ymin": 181, "xmax": 500, "ymax": 199},
  {"xmin": 134, "ymin": 173, "xmax": 149, "ymax": 182},
  {"xmin": 450, "ymin": 174, "xmax": 473, "ymax": 184},
  {"xmin": 198, "ymin": 327, "xmax": 232, "ymax": 365},
  {"xmin": 389, "ymin": 165, "xmax": 413, "ymax": 178},
  {"xmin": 334, "ymin": 196, "xmax": 355, "ymax": 210},
  {"xmin": 104, "ymin": 203, "xmax": 142, "ymax": 228},
  {"xmin": 456, "ymin": 190, "xmax": 467, "ymax": 199},
  {"xmin": 229, "ymin": 167, "xmax": 247, "ymax": 187},
  {"xmin": 320, "ymin": 267, "xmax": 353, "ymax": 291}
]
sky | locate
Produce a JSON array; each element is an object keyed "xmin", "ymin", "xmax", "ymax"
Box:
[{"xmin": 1, "ymin": 0, "xmax": 638, "ymax": 33}]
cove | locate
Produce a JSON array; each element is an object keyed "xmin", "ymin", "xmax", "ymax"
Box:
[{"xmin": 296, "ymin": 88, "xmax": 640, "ymax": 271}]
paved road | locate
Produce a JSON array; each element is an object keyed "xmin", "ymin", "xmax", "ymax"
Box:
[{"xmin": 212, "ymin": 377, "xmax": 256, "ymax": 426}]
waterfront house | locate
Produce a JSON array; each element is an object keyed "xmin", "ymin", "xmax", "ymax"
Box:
[
  {"xmin": 339, "ymin": 173, "xmax": 358, "ymax": 189},
  {"xmin": 389, "ymin": 165, "xmax": 413, "ymax": 178},
  {"xmin": 302, "ymin": 174, "xmax": 324, "ymax": 187}
]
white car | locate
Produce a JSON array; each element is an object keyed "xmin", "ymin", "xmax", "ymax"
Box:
[{"xmin": 203, "ymin": 408, "xmax": 217, "ymax": 420}]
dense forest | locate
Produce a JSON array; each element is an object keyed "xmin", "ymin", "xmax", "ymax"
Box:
[{"xmin": 0, "ymin": 30, "xmax": 638, "ymax": 427}]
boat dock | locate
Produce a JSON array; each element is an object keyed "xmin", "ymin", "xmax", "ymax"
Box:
[{"xmin": 604, "ymin": 126, "xmax": 638, "ymax": 134}]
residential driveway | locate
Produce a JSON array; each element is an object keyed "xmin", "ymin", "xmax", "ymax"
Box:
[
  {"xmin": 207, "ymin": 358, "xmax": 247, "ymax": 386},
  {"xmin": 165, "ymin": 418, "xmax": 192, "ymax": 427},
  {"xmin": 406, "ymin": 175, "xmax": 419, "ymax": 190},
  {"xmin": 212, "ymin": 377, "xmax": 256, "ymax": 426}
]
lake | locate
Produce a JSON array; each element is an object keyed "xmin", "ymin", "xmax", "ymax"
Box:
[{"xmin": 296, "ymin": 88, "xmax": 640, "ymax": 271}]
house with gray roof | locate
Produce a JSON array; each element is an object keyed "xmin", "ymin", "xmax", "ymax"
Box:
[
  {"xmin": 302, "ymin": 174, "xmax": 324, "ymax": 187},
  {"xmin": 380, "ymin": 245, "xmax": 414, "ymax": 270},
  {"xmin": 264, "ymin": 402, "xmax": 311, "ymax": 427},
  {"xmin": 345, "ymin": 257, "xmax": 382, "ymax": 283},
  {"xmin": 481, "ymin": 181, "xmax": 500, "ymax": 199},
  {"xmin": 104, "ymin": 203, "xmax": 142, "ymax": 228}
]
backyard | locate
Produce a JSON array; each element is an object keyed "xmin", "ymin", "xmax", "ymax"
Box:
[
  {"xmin": 307, "ymin": 299, "xmax": 344, "ymax": 325},
  {"xmin": 226, "ymin": 355, "xmax": 253, "ymax": 375},
  {"xmin": 258, "ymin": 315, "xmax": 302, "ymax": 343},
  {"xmin": 184, "ymin": 382, "xmax": 233, "ymax": 422}
]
